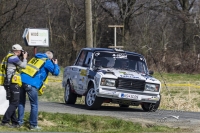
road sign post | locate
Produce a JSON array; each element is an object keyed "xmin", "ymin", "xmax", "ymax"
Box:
[
  {"xmin": 22, "ymin": 28, "xmax": 49, "ymax": 54},
  {"xmin": 108, "ymin": 25, "xmax": 124, "ymax": 47}
]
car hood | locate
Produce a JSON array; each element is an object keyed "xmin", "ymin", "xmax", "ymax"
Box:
[{"xmin": 96, "ymin": 68, "xmax": 160, "ymax": 84}]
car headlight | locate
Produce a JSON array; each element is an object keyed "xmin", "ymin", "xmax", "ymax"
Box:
[
  {"xmin": 145, "ymin": 83, "xmax": 160, "ymax": 92},
  {"xmin": 100, "ymin": 78, "xmax": 116, "ymax": 87}
]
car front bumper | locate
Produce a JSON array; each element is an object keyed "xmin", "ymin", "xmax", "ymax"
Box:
[{"xmin": 96, "ymin": 87, "xmax": 160, "ymax": 103}]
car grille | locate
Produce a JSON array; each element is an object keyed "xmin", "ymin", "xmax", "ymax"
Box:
[{"xmin": 117, "ymin": 78, "xmax": 145, "ymax": 91}]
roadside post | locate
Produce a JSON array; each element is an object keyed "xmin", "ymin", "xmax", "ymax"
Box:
[{"xmin": 108, "ymin": 25, "xmax": 124, "ymax": 47}]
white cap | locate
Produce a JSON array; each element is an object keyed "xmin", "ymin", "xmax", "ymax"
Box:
[{"xmin": 12, "ymin": 44, "xmax": 24, "ymax": 51}]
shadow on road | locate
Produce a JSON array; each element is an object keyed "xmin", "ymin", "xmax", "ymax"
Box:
[{"xmin": 57, "ymin": 102, "xmax": 144, "ymax": 112}]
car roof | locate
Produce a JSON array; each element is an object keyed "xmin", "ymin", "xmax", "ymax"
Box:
[{"xmin": 81, "ymin": 47, "xmax": 144, "ymax": 57}]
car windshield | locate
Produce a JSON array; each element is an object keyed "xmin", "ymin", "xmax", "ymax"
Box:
[{"xmin": 93, "ymin": 51, "xmax": 148, "ymax": 73}]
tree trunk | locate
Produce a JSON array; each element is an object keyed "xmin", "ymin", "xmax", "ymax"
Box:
[{"xmin": 85, "ymin": 0, "xmax": 93, "ymax": 47}]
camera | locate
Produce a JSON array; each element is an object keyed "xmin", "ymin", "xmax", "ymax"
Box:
[
  {"xmin": 20, "ymin": 51, "xmax": 28, "ymax": 57},
  {"xmin": 51, "ymin": 58, "xmax": 57, "ymax": 64},
  {"xmin": 51, "ymin": 58, "xmax": 57, "ymax": 62}
]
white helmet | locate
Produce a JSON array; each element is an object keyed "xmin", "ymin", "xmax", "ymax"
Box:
[{"xmin": 12, "ymin": 44, "xmax": 23, "ymax": 51}]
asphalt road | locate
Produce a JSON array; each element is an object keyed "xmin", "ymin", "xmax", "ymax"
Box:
[{"xmin": 24, "ymin": 101, "xmax": 200, "ymax": 132}]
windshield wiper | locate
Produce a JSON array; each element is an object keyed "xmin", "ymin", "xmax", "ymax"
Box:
[{"xmin": 93, "ymin": 65, "xmax": 108, "ymax": 70}]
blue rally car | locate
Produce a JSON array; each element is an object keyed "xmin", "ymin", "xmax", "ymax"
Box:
[{"xmin": 62, "ymin": 47, "xmax": 161, "ymax": 111}]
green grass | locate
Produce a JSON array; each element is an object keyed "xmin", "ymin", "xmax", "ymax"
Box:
[
  {"xmin": 0, "ymin": 112, "xmax": 183, "ymax": 132},
  {"xmin": 197, "ymin": 102, "xmax": 200, "ymax": 108},
  {"xmin": 154, "ymin": 72, "xmax": 200, "ymax": 82},
  {"xmin": 198, "ymin": 92, "xmax": 200, "ymax": 95}
]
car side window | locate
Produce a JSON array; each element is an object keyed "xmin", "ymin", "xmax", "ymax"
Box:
[
  {"xmin": 137, "ymin": 61, "xmax": 146, "ymax": 73},
  {"xmin": 76, "ymin": 51, "xmax": 87, "ymax": 66},
  {"xmin": 84, "ymin": 52, "xmax": 92, "ymax": 67}
]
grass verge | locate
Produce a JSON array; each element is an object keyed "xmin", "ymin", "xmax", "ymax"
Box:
[{"xmin": 0, "ymin": 112, "xmax": 183, "ymax": 132}]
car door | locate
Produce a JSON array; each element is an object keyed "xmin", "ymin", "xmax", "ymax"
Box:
[{"xmin": 74, "ymin": 50, "xmax": 92, "ymax": 95}]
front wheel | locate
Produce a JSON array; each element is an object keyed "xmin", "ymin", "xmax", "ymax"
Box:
[
  {"xmin": 85, "ymin": 85, "xmax": 103, "ymax": 110},
  {"xmin": 64, "ymin": 82, "xmax": 77, "ymax": 104},
  {"xmin": 141, "ymin": 96, "xmax": 161, "ymax": 112}
]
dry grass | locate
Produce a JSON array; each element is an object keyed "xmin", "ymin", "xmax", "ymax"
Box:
[
  {"xmin": 38, "ymin": 118, "xmax": 56, "ymax": 127},
  {"xmin": 38, "ymin": 75, "xmax": 63, "ymax": 102},
  {"xmin": 160, "ymin": 81, "xmax": 200, "ymax": 112},
  {"xmin": 41, "ymin": 73, "xmax": 200, "ymax": 112}
]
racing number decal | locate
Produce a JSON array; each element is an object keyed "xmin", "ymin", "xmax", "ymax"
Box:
[
  {"xmin": 29, "ymin": 58, "xmax": 45, "ymax": 67},
  {"xmin": 30, "ymin": 58, "xmax": 39, "ymax": 65},
  {"xmin": 21, "ymin": 57, "xmax": 45, "ymax": 77},
  {"xmin": 80, "ymin": 69, "xmax": 87, "ymax": 76}
]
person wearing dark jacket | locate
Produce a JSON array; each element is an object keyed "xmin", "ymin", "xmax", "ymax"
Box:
[{"xmin": 18, "ymin": 51, "xmax": 60, "ymax": 130}]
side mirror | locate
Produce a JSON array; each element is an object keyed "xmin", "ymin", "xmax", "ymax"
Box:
[{"xmin": 149, "ymin": 70, "xmax": 154, "ymax": 75}]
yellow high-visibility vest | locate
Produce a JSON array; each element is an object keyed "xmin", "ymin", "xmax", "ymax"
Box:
[
  {"xmin": 21, "ymin": 57, "xmax": 48, "ymax": 95},
  {"xmin": 38, "ymin": 77, "xmax": 48, "ymax": 96},
  {"xmin": 0, "ymin": 53, "xmax": 22, "ymax": 87},
  {"xmin": 21, "ymin": 57, "xmax": 47, "ymax": 77}
]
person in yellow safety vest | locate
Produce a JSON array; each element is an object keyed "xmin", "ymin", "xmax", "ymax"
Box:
[
  {"xmin": 1, "ymin": 44, "xmax": 27, "ymax": 128},
  {"xmin": 18, "ymin": 51, "xmax": 60, "ymax": 130}
]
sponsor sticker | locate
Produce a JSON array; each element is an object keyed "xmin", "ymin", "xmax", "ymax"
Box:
[
  {"xmin": 95, "ymin": 52, "xmax": 100, "ymax": 56},
  {"xmin": 112, "ymin": 53, "xmax": 127, "ymax": 59},
  {"xmin": 120, "ymin": 74, "xmax": 139, "ymax": 79},
  {"xmin": 119, "ymin": 71, "xmax": 126, "ymax": 74}
]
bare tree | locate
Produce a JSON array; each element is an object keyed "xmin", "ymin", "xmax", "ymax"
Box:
[
  {"xmin": 158, "ymin": 0, "xmax": 197, "ymax": 51},
  {"xmin": 85, "ymin": 0, "xmax": 93, "ymax": 47},
  {"xmin": 99, "ymin": 0, "xmax": 146, "ymax": 47},
  {"xmin": 60, "ymin": 0, "xmax": 85, "ymax": 64},
  {"xmin": 0, "ymin": 0, "xmax": 30, "ymax": 56}
]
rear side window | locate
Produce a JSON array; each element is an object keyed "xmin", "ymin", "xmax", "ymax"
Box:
[
  {"xmin": 76, "ymin": 51, "xmax": 87, "ymax": 66},
  {"xmin": 84, "ymin": 52, "xmax": 92, "ymax": 67}
]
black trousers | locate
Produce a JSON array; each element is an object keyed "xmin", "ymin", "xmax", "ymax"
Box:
[{"xmin": 2, "ymin": 84, "xmax": 20, "ymax": 125}]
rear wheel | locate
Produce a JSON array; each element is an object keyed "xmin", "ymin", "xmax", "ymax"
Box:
[
  {"xmin": 85, "ymin": 85, "xmax": 103, "ymax": 110},
  {"xmin": 64, "ymin": 82, "xmax": 77, "ymax": 104}
]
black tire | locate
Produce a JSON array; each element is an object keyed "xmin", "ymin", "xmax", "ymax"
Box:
[
  {"xmin": 141, "ymin": 96, "xmax": 161, "ymax": 112},
  {"xmin": 119, "ymin": 104, "xmax": 129, "ymax": 108},
  {"xmin": 64, "ymin": 82, "xmax": 77, "ymax": 104},
  {"xmin": 85, "ymin": 85, "xmax": 103, "ymax": 110}
]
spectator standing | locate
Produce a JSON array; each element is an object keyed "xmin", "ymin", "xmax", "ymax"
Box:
[
  {"xmin": 1, "ymin": 44, "xmax": 27, "ymax": 128},
  {"xmin": 18, "ymin": 51, "xmax": 60, "ymax": 130}
]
